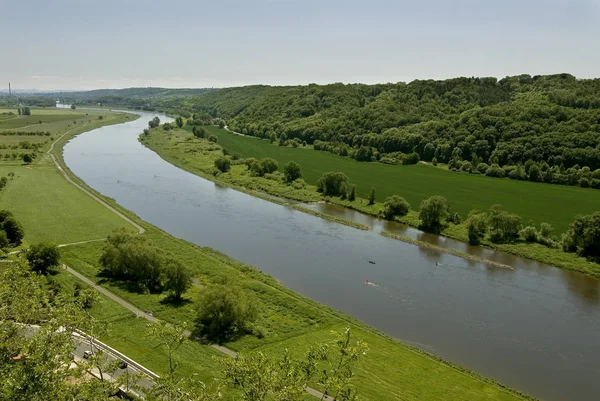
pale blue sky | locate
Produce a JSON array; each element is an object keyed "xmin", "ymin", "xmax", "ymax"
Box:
[{"xmin": 2, "ymin": 0, "xmax": 599, "ymax": 90}]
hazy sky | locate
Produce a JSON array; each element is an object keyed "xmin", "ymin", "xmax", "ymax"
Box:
[{"xmin": 2, "ymin": 0, "xmax": 599, "ymax": 90}]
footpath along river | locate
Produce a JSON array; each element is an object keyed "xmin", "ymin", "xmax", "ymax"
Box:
[{"xmin": 63, "ymin": 110, "xmax": 600, "ymax": 401}]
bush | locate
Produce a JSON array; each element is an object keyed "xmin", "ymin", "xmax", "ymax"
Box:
[
  {"xmin": 208, "ymin": 135, "xmax": 218, "ymax": 143},
  {"xmin": 194, "ymin": 285, "xmax": 257, "ymax": 342},
  {"xmin": 383, "ymin": 195, "xmax": 410, "ymax": 219},
  {"xmin": 162, "ymin": 123, "xmax": 172, "ymax": 131},
  {"xmin": 283, "ymin": 161, "xmax": 302, "ymax": 183},
  {"xmin": 245, "ymin": 157, "xmax": 257, "ymax": 170},
  {"xmin": 23, "ymin": 154, "xmax": 33, "ymax": 164},
  {"xmin": 486, "ymin": 163, "xmax": 505, "ymax": 178},
  {"xmin": 402, "ymin": 152, "xmax": 420, "ymax": 165},
  {"xmin": 520, "ymin": 226, "xmax": 538, "ymax": 242},
  {"xmin": 264, "ymin": 171, "xmax": 284, "ymax": 182},
  {"xmin": 431, "ymin": 157, "xmax": 438, "ymax": 166},
  {"xmin": 291, "ymin": 178, "xmax": 307, "ymax": 190},
  {"xmin": 447, "ymin": 211, "xmax": 461, "ymax": 224},
  {"xmin": 214, "ymin": 156, "xmax": 231, "ymax": 173},
  {"xmin": 477, "ymin": 163, "xmax": 489, "ymax": 174},
  {"xmin": 461, "ymin": 161, "xmax": 472, "ymax": 172}
]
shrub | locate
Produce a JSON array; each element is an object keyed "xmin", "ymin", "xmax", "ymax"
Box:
[
  {"xmin": 447, "ymin": 211, "xmax": 461, "ymax": 224},
  {"xmin": 194, "ymin": 285, "xmax": 257, "ymax": 342},
  {"xmin": 402, "ymin": 152, "xmax": 420, "ymax": 165},
  {"xmin": 208, "ymin": 135, "xmax": 218, "ymax": 143},
  {"xmin": 383, "ymin": 195, "xmax": 410, "ymax": 219},
  {"xmin": 347, "ymin": 185, "xmax": 356, "ymax": 201},
  {"xmin": 431, "ymin": 157, "xmax": 438, "ymax": 166},
  {"xmin": 291, "ymin": 178, "xmax": 306, "ymax": 190},
  {"xmin": 251, "ymin": 158, "xmax": 279, "ymax": 177},
  {"xmin": 520, "ymin": 226, "xmax": 538, "ymax": 242},
  {"xmin": 486, "ymin": 163, "xmax": 505, "ymax": 178},
  {"xmin": 477, "ymin": 163, "xmax": 489, "ymax": 174},
  {"xmin": 23, "ymin": 154, "xmax": 33, "ymax": 164}
]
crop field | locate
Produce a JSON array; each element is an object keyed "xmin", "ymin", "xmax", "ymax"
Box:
[{"xmin": 199, "ymin": 126, "xmax": 600, "ymax": 234}]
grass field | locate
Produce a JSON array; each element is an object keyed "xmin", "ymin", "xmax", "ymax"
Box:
[
  {"xmin": 0, "ymin": 165, "xmax": 131, "ymax": 244},
  {"xmin": 0, "ymin": 108, "xmax": 532, "ymax": 400},
  {"xmin": 199, "ymin": 126, "xmax": 600, "ymax": 234}
]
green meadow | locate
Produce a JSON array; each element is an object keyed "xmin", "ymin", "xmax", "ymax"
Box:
[{"xmin": 199, "ymin": 126, "xmax": 600, "ymax": 234}]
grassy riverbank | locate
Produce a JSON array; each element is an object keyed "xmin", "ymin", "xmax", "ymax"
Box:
[
  {"xmin": 141, "ymin": 126, "xmax": 600, "ymax": 278},
  {"xmin": 0, "ymin": 111, "xmax": 534, "ymax": 400},
  {"xmin": 199, "ymin": 125, "xmax": 600, "ymax": 235}
]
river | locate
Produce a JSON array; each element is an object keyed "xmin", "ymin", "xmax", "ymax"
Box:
[{"xmin": 63, "ymin": 110, "xmax": 600, "ymax": 401}]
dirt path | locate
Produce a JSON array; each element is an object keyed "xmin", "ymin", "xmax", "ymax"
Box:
[
  {"xmin": 46, "ymin": 124, "xmax": 145, "ymax": 234},
  {"xmin": 63, "ymin": 264, "xmax": 333, "ymax": 399}
]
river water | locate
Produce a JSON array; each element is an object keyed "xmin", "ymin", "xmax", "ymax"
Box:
[{"xmin": 63, "ymin": 110, "xmax": 600, "ymax": 401}]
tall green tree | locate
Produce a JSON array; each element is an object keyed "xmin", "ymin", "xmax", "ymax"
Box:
[
  {"xmin": 283, "ymin": 161, "xmax": 302, "ymax": 183},
  {"xmin": 26, "ymin": 243, "xmax": 60, "ymax": 274},
  {"xmin": 163, "ymin": 258, "xmax": 192, "ymax": 301},
  {"xmin": 418, "ymin": 195, "xmax": 449, "ymax": 233}
]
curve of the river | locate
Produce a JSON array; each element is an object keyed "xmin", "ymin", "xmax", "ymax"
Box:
[{"xmin": 63, "ymin": 110, "xmax": 600, "ymax": 401}]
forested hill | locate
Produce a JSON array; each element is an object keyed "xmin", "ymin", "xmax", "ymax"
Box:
[{"xmin": 180, "ymin": 74, "xmax": 600, "ymax": 174}]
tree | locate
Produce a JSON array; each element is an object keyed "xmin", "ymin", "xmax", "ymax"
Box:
[
  {"xmin": 368, "ymin": 187, "xmax": 376, "ymax": 205},
  {"xmin": 70, "ymin": 104, "xmax": 76, "ymax": 110},
  {"xmin": 99, "ymin": 229, "xmax": 163, "ymax": 292},
  {"xmin": 348, "ymin": 185, "xmax": 356, "ymax": 201},
  {"xmin": 283, "ymin": 161, "xmax": 302, "ymax": 183},
  {"xmin": 22, "ymin": 107, "xmax": 31, "ymax": 116},
  {"xmin": 194, "ymin": 285, "xmax": 257, "ymax": 342},
  {"xmin": 0, "ymin": 230, "xmax": 9, "ymax": 249},
  {"xmin": 163, "ymin": 258, "xmax": 192, "ymax": 301},
  {"xmin": 147, "ymin": 321, "xmax": 188, "ymax": 376},
  {"xmin": 148, "ymin": 117, "xmax": 160, "ymax": 128},
  {"xmin": 214, "ymin": 156, "xmax": 231, "ymax": 173},
  {"xmin": 175, "ymin": 116, "xmax": 184, "ymax": 128},
  {"xmin": 316, "ymin": 172, "xmax": 349, "ymax": 197},
  {"xmin": 528, "ymin": 164, "xmax": 541, "ymax": 181},
  {"xmin": 0, "ymin": 211, "xmax": 24, "ymax": 246},
  {"xmin": 193, "ymin": 126, "xmax": 206, "ymax": 138},
  {"xmin": 487, "ymin": 205, "xmax": 522, "ymax": 243},
  {"xmin": 383, "ymin": 195, "xmax": 410, "ymax": 219},
  {"xmin": 466, "ymin": 211, "xmax": 488, "ymax": 245},
  {"xmin": 252, "ymin": 158, "xmax": 279, "ymax": 177},
  {"xmin": 26, "ymin": 243, "xmax": 60, "ymax": 274},
  {"xmin": 418, "ymin": 195, "xmax": 449, "ymax": 233},
  {"xmin": 23, "ymin": 154, "xmax": 33, "ymax": 164},
  {"xmin": 562, "ymin": 212, "xmax": 600, "ymax": 257}
]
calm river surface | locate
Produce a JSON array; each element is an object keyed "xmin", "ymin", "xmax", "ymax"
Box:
[{"xmin": 63, "ymin": 110, "xmax": 600, "ymax": 401}]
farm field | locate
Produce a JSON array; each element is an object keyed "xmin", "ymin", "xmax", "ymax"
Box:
[{"xmin": 200, "ymin": 126, "xmax": 600, "ymax": 234}]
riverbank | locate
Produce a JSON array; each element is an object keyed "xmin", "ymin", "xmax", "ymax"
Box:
[
  {"xmin": 40, "ymin": 113, "xmax": 536, "ymax": 400},
  {"xmin": 140, "ymin": 126, "xmax": 600, "ymax": 279}
]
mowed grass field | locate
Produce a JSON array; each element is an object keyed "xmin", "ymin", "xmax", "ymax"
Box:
[
  {"xmin": 202, "ymin": 126, "xmax": 600, "ymax": 234},
  {"xmin": 0, "ymin": 165, "xmax": 131, "ymax": 244}
]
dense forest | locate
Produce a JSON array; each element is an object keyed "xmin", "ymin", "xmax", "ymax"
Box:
[{"xmin": 51, "ymin": 74, "xmax": 600, "ymax": 188}]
